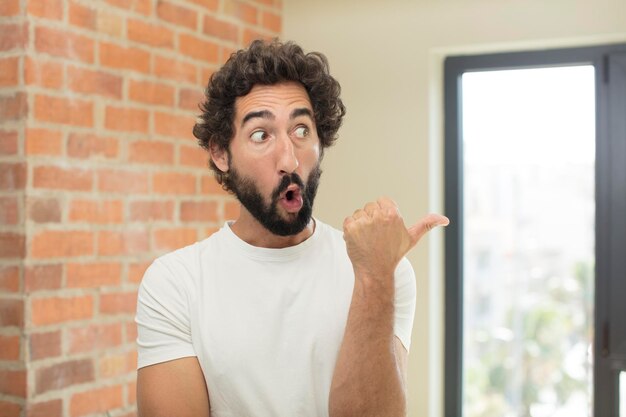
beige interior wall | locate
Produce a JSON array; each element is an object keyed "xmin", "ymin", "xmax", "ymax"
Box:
[{"xmin": 282, "ymin": 1, "xmax": 626, "ymax": 416}]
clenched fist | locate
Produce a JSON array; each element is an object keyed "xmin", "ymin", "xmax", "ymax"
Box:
[{"xmin": 343, "ymin": 197, "xmax": 449, "ymax": 280}]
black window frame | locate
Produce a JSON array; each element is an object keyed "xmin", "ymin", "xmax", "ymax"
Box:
[{"xmin": 444, "ymin": 43, "xmax": 626, "ymax": 417}]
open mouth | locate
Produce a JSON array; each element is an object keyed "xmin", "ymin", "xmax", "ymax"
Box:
[{"xmin": 285, "ymin": 190, "xmax": 295, "ymax": 201}]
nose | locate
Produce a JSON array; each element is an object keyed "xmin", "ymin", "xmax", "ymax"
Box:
[{"xmin": 276, "ymin": 134, "xmax": 299, "ymax": 175}]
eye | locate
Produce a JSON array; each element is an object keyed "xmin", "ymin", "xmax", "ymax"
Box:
[
  {"xmin": 250, "ymin": 130, "xmax": 268, "ymax": 143},
  {"xmin": 293, "ymin": 126, "xmax": 309, "ymax": 139}
]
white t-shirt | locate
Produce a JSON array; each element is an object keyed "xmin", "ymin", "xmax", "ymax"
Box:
[{"xmin": 136, "ymin": 219, "xmax": 416, "ymax": 417}]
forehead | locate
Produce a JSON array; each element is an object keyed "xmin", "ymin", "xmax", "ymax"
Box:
[{"xmin": 234, "ymin": 82, "xmax": 312, "ymax": 120}]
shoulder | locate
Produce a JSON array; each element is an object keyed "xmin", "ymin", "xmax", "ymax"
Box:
[{"xmin": 140, "ymin": 230, "xmax": 224, "ymax": 294}]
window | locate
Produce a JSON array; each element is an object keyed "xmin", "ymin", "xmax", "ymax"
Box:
[{"xmin": 444, "ymin": 45, "xmax": 626, "ymax": 417}]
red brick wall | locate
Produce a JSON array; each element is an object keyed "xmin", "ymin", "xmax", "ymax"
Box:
[{"xmin": 0, "ymin": 1, "xmax": 281, "ymax": 416}]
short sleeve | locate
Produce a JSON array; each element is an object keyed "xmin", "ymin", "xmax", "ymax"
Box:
[
  {"xmin": 135, "ymin": 259, "xmax": 197, "ymax": 369},
  {"xmin": 393, "ymin": 257, "xmax": 417, "ymax": 352}
]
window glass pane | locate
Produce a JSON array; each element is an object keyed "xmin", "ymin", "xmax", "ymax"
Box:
[{"xmin": 461, "ymin": 66, "xmax": 595, "ymax": 417}]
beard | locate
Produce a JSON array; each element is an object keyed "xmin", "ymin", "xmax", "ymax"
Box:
[{"xmin": 224, "ymin": 164, "xmax": 322, "ymax": 236}]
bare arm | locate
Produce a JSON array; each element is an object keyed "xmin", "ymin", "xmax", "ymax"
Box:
[
  {"xmin": 137, "ymin": 357, "xmax": 210, "ymax": 417},
  {"xmin": 329, "ymin": 198, "xmax": 448, "ymax": 417}
]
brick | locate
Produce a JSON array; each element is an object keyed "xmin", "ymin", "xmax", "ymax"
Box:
[
  {"xmin": 105, "ymin": 0, "xmax": 152, "ymax": 16},
  {"xmin": 67, "ymin": 133, "xmax": 119, "ymax": 159},
  {"xmin": 68, "ymin": 322, "xmax": 122, "ymax": 353},
  {"xmin": 203, "ymin": 15, "xmax": 238, "ymax": 43},
  {"xmin": 98, "ymin": 353, "xmax": 127, "ymax": 378},
  {"xmin": 261, "ymin": 11, "xmax": 281, "ymax": 32},
  {"xmin": 154, "ymin": 55, "xmax": 196, "ymax": 84},
  {"xmin": 0, "ymin": 400, "xmax": 21, "ymax": 417},
  {"xmin": 0, "ymin": 0, "xmax": 20, "ymax": 16},
  {"xmin": 129, "ymin": 200, "xmax": 174, "ymax": 221},
  {"xmin": 0, "ymin": 298, "xmax": 23, "ymax": 327},
  {"xmin": 66, "ymin": 262, "xmax": 122, "ymax": 288},
  {"xmin": 0, "ymin": 233, "xmax": 25, "ymax": 258},
  {"xmin": 128, "ymin": 140, "xmax": 174, "ymax": 164},
  {"xmin": 178, "ymin": 33, "xmax": 219, "ymax": 63},
  {"xmin": 105, "ymin": 105, "xmax": 149, "ymax": 132},
  {"xmin": 128, "ymin": 261, "xmax": 150, "ymax": 283},
  {"xmin": 224, "ymin": 200, "xmax": 240, "ymax": 219},
  {"xmin": 202, "ymin": 174, "xmax": 228, "ymax": 196},
  {"xmin": 70, "ymin": 385, "xmax": 123, "ymax": 417},
  {"xmin": 33, "ymin": 165, "xmax": 93, "ymax": 191},
  {"xmin": 100, "ymin": 42, "xmax": 150, "ymax": 73},
  {"xmin": 0, "ymin": 130, "xmax": 18, "ymax": 155},
  {"xmin": 69, "ymin": 199, "xmax": 123, "ymax": 224},
  {"xmin": 154, "ymin": 227, "xmax": 197, "ymax": 251},
  {"xmin": 129, "ymin": 79, "xmax": 175, "ymax": 106},
  {"xmin": 100, "ymin": 291, "xmax": 137, "ymax": 315},
  {"xmin": 0, "ymin": 162, "xmax": 26, "ymax": 191},
  {"xmin": 0, "ymin": 196, "xmax": 19, "ymax": 225},
  {"xmin": 204, "ymin": 227, "xmax": 219, "ymax": 237},
  {"xmin": 0, "ymin": 57, "xmax": 19, "ymax": 87},
  {"xmin": 98, "ymin": 230, "xmax": 149, "ymax": 256},
  {"xmin": 219, "ymin": 47, "xmax": 236, "ymax": 65},
  {"xmin": 29, "ymin": 331, "xmax": 61, "ymax": 360},
  {"xmin": 68, "ymin": 66, "xmax": 123, "ymax": 99},
  {"xmin": 157, "ymin": 1, "xmax": 197, "ymax": 30},
  {"xmin": 0, "ymin": 335, "xmax": 20, "ymax": 360},
  {"xmin": 243, "ymin": 28, "xmax": 272, "ymax": 46},
  {"xmin": 180, "ymin": 144, "xmax": 208, "ymax": 168},
  {"xmin": 97, "ymin": 10, "xmax": 123, "ymax": 37},
  {"xmin": 25, "ymin": 57, "xmax": 64, "ymax": 88},
  {"xmin": 27, "ymin": 197, "xmax": 62, "ymax": 223},
  {"xmin": 127, "ymin": 380, "xmax": 137, "ymax": 406},
  {"xmin": 183, "ymin": 0, "xmax": 218, "ymax": 10},
  {"xmin": 97, "ymin": 169, "xmax": 149, "ymax": 193},
  {"xmin": 69, "ymin": 1, "xmax": 96, "ymax": 30},
  {"xmin": 34, "ymin": 94, "xmax": 93, "ymax": 126},
  {"xmin": 125, "ymin": 320, "xmax": 138, "ymax": 343},
  {"xmin": 225, "ymin": 0, "xmax": 258, "ymax": 24},
  {"xmin": 128, "ymin": 18, "xmax": 174, "ymax": 48},
  {"xmin": 31, "ymin": 230, "xmax": 94, "ymax": 258},
  {"xmin": 25, "ymin": 128, "xmax": 63, "ymax": 156},
  {"xmin": 31, "ymin": 295, "xmax": 93, "ymax": 326},
  {"xmin": 0, "ymin": 369, "xmax": 26, "ymax": 397},
  {"xmin": 180, "ymin": 201, "xmax": 218, "ymax": 222},
  {"xmin": 0, "ymin": 157, "xmax": 26, "ymax": 183},
  {"xmin": 0, "ymin": 23, "xmax": 27, "ymax": 52},
  {"xmin": 200, "ymin": 66, "xmax": 215, "ymax": 86},
  {"xmin": 179, "ymin": 88, "xmax": 204, "ymax": 111},
  {"xmin": 154, "ymin": 111, "xmax": 195, "ymax": 139},
  {"xmin": 126, "ymin": 349, "xmax": 138, "ymax": 371},
  {"xmin": 35, "ymin": 25, "xmax": 94, "ymax": 63},
  {"xmin": 153, "ymin": 172, "xmax": 196, "ymax": 194},
  {"xmin": 26, "ymin": 399, "xmax": 62, "ymax": 417},
  {"xmin": 0, "ymin": 92, "xmax": 27, "ymax": 121},
  {"xmin": 24, "ymin": 264, "xmax": 62, "ymax": 292},
  {"xmin": 35, "ymin": 359, "xmax": 94, "ymax": 394},
  {"xmin": 250, "ymin": 0, "xmax": 276, "ymax": 6},
  {"xmin": 0, "ymin": 266, "xmax": 19, "ymax": 292},
  {"xmin": 28, "ymin": 0, "xmax": 63, "ymax": 20}
]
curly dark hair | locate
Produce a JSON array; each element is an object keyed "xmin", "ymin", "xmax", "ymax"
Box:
[{"xmin": 193, "ymin": 39, "xmax": 346, "ymax": 187}]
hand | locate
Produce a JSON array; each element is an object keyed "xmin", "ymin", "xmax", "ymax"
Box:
[{"xmin": 343, "ymin": 197, "xmax": 449, "ymax": 280}]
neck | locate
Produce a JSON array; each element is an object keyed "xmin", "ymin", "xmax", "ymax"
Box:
[{"xmin": 229, "ymin": 204, "xmax": 315, "ymax": 249}]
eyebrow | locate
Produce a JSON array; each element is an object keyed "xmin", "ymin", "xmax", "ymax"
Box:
[{"xmin": 240, "ymin": 107, "xmax": 314, "ymax": 128}]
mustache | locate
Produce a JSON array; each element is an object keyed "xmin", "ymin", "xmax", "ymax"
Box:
[{"xmin": 271, "ymin": 173, "xmax": 305, "ymax": 200}]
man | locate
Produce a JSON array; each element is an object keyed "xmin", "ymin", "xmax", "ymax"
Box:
[{"xmin": 135, "ymin": 39, "xmax": 448, "ymax": 417}]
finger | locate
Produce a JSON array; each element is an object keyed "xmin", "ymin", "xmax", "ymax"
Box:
[
  {"xmin": 376, "ymin": 197, "xmax": 400, "ymax": 217},
  {"xmin": 363, "ymin": 202, "xmax": 379, "ymax": 216},
  {"xmin": 407, "ymin": 213, "xmax": 450, "ymax": 247},
  {"xmin": 343, "ymin": 215, "xmax": 355, "ymax": 230}
]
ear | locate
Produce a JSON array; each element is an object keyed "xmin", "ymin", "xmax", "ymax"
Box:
[{"xmin": 209, "ymin": 143, "xmax": 229, "ymax": 173}]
